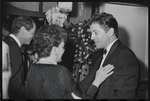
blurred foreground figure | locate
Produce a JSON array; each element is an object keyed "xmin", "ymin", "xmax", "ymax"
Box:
[{"xmin": 2, "ymin": 41, "xmax": 11, "ymax": 99}]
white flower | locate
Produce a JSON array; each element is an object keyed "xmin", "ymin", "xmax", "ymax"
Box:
[{"xmin": 45, "ymin": 7, "xmax": 67, "ymax": 27}]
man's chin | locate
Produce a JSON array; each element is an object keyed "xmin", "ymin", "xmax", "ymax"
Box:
[
  {"xmin": 58, "ymin": 59, "xmax": 62, "ymax": 62},
  {"xmin": 26, "ymin": 41, "xmax": 31, "ymax": 45},
  {"xmin": 25, "ymin": 43, "xmax": 29, "ymax": 45}
]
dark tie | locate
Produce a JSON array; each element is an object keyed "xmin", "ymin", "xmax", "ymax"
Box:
[{"xmin": 103, "ymin": 49, "xmax": 107, "ymax": 55}]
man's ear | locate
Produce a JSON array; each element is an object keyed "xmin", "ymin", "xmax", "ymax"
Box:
[
  {"xmin": 20, "ymin": 26, "xmax": 26, "ymax": 35},
  {"xmin": 108, "ymin": 28, "xmax": 115, "ymax": 37}
]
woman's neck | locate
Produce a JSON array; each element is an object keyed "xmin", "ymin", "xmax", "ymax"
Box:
[{"xmin": 36, "ymin": 57, "xmax": 57, "ymax": 65}]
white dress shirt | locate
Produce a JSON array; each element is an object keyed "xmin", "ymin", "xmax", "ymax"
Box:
[{"xmin": 9, "ymin": 34, "xmax": 21, "ymax": 47}]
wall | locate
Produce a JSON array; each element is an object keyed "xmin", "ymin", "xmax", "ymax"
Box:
[
  {"xmin": 7, "ymin": 2, "xmax": 92, "ymax": 25},
  {"xmin": 43, "ymin": 2, "xmax": 57, "ymax": 12},
  {"xmin": 8, "ymin": 2, "xmax": 39, "ymax": 11},
  {"xmin": 69, "ymin": 2, "xmax": 92, "ymax": 24},
  {"xmin": 99, "ymin": 2, "xmax": 148, "ymax": 79},
  {"xmin": 43, "ymin": 2, "xmax": 92, "ymax": 24}
]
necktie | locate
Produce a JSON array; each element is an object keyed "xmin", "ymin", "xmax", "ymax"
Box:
[
  {"xmin": 99, "ymin": 49, "xmax": 107, "ymax": 68},
  {"xmin": 103, "ymin": 49, "xmax": 107, "ymax": 55}
]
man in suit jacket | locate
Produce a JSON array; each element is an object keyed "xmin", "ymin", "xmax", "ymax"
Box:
[
  {"xmin": 78, "ymin": 12, "xmax": 140, "ymax": 99},
  {"xmin": 2, "ymin": 15, "xmax": 36, "ymax": 99}
]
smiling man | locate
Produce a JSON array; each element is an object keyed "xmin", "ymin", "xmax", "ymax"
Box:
[
  {"xmin": 78, "ymin": 12, "xmax": 140, "ymax": 99},
  {"xmin": 3, "ymin": 15, "xmax": 36, "ymax": 99}
]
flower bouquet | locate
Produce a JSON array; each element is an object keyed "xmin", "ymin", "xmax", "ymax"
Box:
[{"xmin": 65, "ymin": 19, "xmax": 96, "ymax": 82}]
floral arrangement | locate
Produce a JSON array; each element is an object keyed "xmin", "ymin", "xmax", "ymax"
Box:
[
  {"xmin": 65, "ymin": 19, "xmax": 96, "ymax": 82},
  {"xmin": 45, "ymin": 7, "xmax": 67, "ymax": 27},
  {"xmin": 45, "ymin": 2, "xmax": 73, "ymax": 27}
]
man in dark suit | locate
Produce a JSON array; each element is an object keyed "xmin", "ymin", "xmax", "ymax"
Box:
[
  {"xmin": 2, "ymin": 15, "xmax": 36, "ymax": 99},
  {"xmin": 78, "ymin": 12, "xmax": 140, "ymax": 99}
]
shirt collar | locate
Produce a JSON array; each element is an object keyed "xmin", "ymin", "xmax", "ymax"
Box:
[
  {"xmin": 9, "ymin": 34, "xmax": 21, "ymax": 47},
  {"xmin": 37, "ymin": 58, "xmax": 57, "ymax": 65},
  {"xmin": 105, "ymin": 39, "xmax": 118, "ymax": 54}
]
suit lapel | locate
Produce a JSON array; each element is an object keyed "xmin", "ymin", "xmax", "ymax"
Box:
[
  {"xmin": 102, "ymin": 40, "xmax": 121, "ymax": 66},
  {"xmin": 95, "ymin": 55, "xmax": 103, "ymax": 71},
  {"xmin": 8, "ymin": 36, "xmax": 21, "ymax": 49},
  {"xmin": 6, "ymin": 36, "xmax": 24, "ymax": 64}
]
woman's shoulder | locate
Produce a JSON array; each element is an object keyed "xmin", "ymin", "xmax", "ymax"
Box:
[
  {"xmin": 31, "ymin": 63, "xmax": 57, "ymax": 69},
  {"xmin": 57, "ymin": 65, "xmax": 70, "ymax": 72},
  {"xmin": 29, "ymin": 64, "xmax": 71, "ymax": 78},
  {"xmin": 56, "ymin": 64, "xmax": 67, "ymax": 70},
  {"xmin": 29, "ymin": 64, "xmax": 58, "ymax": 74},
  {"xmin": 56, "ymin": 65, "xmax": 71, "ymax": 78}
]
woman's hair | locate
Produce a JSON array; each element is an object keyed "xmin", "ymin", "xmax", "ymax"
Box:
[
  {"xmin": 91, "ymin": 12, "xmax": 119, "ymax": 38},
  {"xmin": 33, "ymin": 24, "xmax": 67, "ymax": 59}
]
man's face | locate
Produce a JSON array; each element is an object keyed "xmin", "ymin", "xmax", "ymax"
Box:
[
  {"xmin": 90, "ymin": 23, "xmax": 110, "ymax": 49},
  {"xmin": 24, "ymin": 23, "xmax": 36, "ymax": 45}
]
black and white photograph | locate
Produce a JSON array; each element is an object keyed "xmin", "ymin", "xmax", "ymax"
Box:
[{"xmin": 1, "ymin": 1, "xmax": 148, "ymax": 100}]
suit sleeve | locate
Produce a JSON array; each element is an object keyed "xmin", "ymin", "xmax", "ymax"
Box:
[
  {"xmin": 58, "ymin": 66, "xmax": 99, "ymax": 99},
  {"xmin": 73, "ymin": 51, "xmax": 103, "ymax": 99},
  {"xmin": 109, "ymin": 49, "xmax": 139, "ymax": 99},
  {"xmin": 73, "ymin": 84, "xmax": 99, "ymax": 99},
  {"xmin": 78, "ymin": 66, "xmax": 97, "ymax": 93},
  {"xmin": 79, "ymin": 50, "xmax": 103, "ymax": 93},
  {"xmin": 72, "ymin": 62, "xmax": 101, "ymax": 99}
]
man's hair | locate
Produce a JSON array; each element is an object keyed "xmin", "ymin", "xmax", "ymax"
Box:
[
  {"xmin": 91, "ymin": 12, "xmax": 119, "ymax": 38},
  {"xmin": 33, "ymin": 24, "xmax": 67, "ymax": 59},
  {"xmin": 11, "ymin": 15, "xmax": 35, "ymax": 34}
]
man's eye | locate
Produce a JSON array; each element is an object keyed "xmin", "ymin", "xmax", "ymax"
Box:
[
  {"xmin": 94, "ymin": 32, "xmax": 97, "ymax": 35},
  {"xmin": 58, "ymin": 16, "xmax": 64, "ymax": 19}
]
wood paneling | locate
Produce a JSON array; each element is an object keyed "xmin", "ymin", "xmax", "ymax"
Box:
[{"xmin": 2, "ymin": 3, "xmax": 45, "ymax": 17}]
